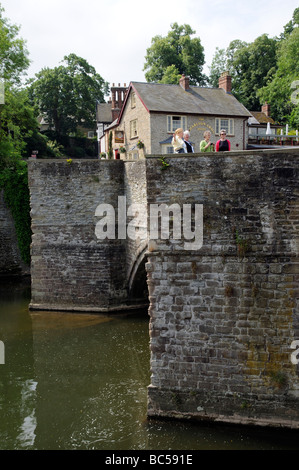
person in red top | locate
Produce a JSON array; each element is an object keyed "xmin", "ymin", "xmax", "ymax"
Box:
[{"xmin": 216, "ymin": 130, "xmax": 231, "ymax": 152}]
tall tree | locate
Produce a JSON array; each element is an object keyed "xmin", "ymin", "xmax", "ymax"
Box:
[
  {"xmin": 0, "ymin": 4, "xmax": 30, "ymax": 85},
  {"xmin": 0, "ymin": 3, "xmax": 32, "ymax": 161},
  {"xmin": 0, "ymin": 4, "xmax": 33, "ymax": 265},
  {"xmin": 258, "ymin": 26, "xmax": 299, "ymax": 125},
  {"xmin": 29, "ymin": 54, "xmax": 109, "ymax": 138},
  {"xmin": 230, "ymin": 34, "xmax": 278, "ymax": 110},
  {"xmin": 143, "ymin": 23, "xmax": 206, "ymax": 85},
  {"xmin": 208, "ymin": 40, "xmax": 247, "ymax": 88},
  {"xmin": 279, "ymin": 7, "xmax": 299, "ymax": 39}
]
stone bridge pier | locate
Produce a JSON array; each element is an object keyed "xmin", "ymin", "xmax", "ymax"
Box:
[
  {"xmin": 28, "ymin": 148, "xmax": 299, "ymax": 428},
  {"xmin": 28, "ymin": 159, "xmax": 149, "ymax": 313}
]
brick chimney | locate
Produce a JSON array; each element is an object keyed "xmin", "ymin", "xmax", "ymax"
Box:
[
  {"xmin": 262, "ymin": 102, "xmax": 271, "ymax": 117},
  {"xmin": 111, "ymin": 83, "xmax": 128, "ymax": 121},
  {"xmin": 179, "ymin": 74, "xmax": 190, "ymax": 91},
  {"xmin": 218, "ymin": 71, "xmax": 232, "ymax": 93}
]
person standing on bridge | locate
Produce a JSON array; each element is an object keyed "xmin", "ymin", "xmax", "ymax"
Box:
[
  {"xmin": 216, "ymin": 129, "xmax": 231, "ymax": 152},
  {"xmin": 200, "ymin": 131, "xmax": 214, "ymax": 152},
  {"xmin": 172, "ymin": 128, "xmax": 187, "ymax": 153},
  {"xmin": 183, "ymin": 130, "xmax": 194, "ymax": 153}
]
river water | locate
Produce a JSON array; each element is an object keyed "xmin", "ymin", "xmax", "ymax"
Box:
[{"xmin": 1, "ymin": 280, "xmax": 299, "ymax": 451}]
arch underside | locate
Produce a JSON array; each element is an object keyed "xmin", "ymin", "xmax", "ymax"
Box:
[{"xmin": 127, "ymin": 245, "xmax": 149, "ymax": 305}]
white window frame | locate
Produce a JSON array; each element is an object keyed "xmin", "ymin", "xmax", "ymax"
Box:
[
  {"xmin": 130, "ymin": 119, "xmax": 138, "ymax": 139},
  {"xmin": 162, "ymin": 145, "xmax": 174, "ymax": 154},
  {"xmin": 167, "ymin": 115, "xmax": 187, "ymax": 133},
  {"xmin": 131, "ymin": 92, "xmax": 136, "ymax": 108},
  {"xmin": 128, "ymin": 152, "xmax": 139, "ymax": 160},
  {"xmin": 215, "ymin": 118, "xmax": 234, "ymax": 136}
]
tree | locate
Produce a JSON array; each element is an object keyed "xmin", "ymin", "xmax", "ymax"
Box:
[
  {"xmin": 209, "ymin": 36, "xmax": 277, "ymax": 111},
  {"xmin": 29, "ymin": 54, "xmax": 109, "ymax": 138},
  {"xmin": 209, "ymin": 36, "xmax": 278, "ymax": 110},
  {"xmin": 108, "ymin": 131, "xmax": 113, "ymax": 159},
  {"xmin": 0, "ymin": 3, "xmax": 32, "ymax": 162},
  {"xmin": 229, "ymin": 34, "xmax": 278, "ymax": 110},
  {"xmin": 208, "ymin": 40, "xmax": 247, "ymax": 88},
  {"xmin": 0, "ymin": 87, "xmax": 40, "ymax": 164},
  {"xmin": 258, "ymin": 26, "xmax": 299, "ymax": 125},
  {"xmin": 0, "ymin": 4, "xmax": 30, "ymax": 84},
  {"xmin": 280, "ymin": 7, "xmax": 299, "ymax": 39},
  {"xmin": 143, "ymin": 23, "xmax": 206, "ymax": 85}
]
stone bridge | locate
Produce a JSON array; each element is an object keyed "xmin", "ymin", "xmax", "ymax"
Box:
[{"xmin": 28, "ymin": 148, "xmax": 299, "ymax": 428}]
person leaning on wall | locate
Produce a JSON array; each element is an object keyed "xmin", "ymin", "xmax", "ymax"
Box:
[
  {"xmin": 200, "ymin": 131, "xmax": 214, "ymax": 152},
  {"xmin": 215, "ymin": 129, "xmax": 231, "ymax": 152},
  {"xmin": 172, "ymin": 128, "xmax": 187, "ymax": 153}
]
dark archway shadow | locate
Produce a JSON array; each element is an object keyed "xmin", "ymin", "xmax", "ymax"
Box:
[{"xmin": 128, "ymin": 255, "xmax": 149, "ymax": 308}]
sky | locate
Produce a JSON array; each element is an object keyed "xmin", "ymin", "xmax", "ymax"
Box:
[{"xmin": 1, "ymin": 0, "xmax": 298, "ymax": 93}]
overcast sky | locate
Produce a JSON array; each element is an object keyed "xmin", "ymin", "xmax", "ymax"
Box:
[{"xmin": 1, "ymin": 0, "xmax": 298, "ymax": 92}]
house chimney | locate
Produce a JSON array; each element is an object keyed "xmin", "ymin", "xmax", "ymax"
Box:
[
  {"xmin": 262, "ymin": 102, "xmax": 270, "ymax": 117},
  {"xmin": 110, "ymin": 83, "xmax": 128, "ymax": 121},
  {"xmin": 179, "ymin": 74, "xmax": 190, "ymax": 91},
  {"xmin": 218, "ymin": 71, "xmax": 232, "ymax": 93}
]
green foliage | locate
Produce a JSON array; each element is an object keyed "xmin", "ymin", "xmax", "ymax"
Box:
[
  {"xmin": 0, "ymin": 5, "xmax": 30, "ymax": 84},
  {"xmin": 235, "ymin": 34, "xmax": 278, "ymax": 110},
  {"xmin": 29, "ymin": 54, "xmax": 109, "ymax": 138},
  {"xmin": 159, "ymin": 156, "xmax": 170, "ymax": 170},
  {"xmin": 159, "ymin": 64, "xmax": 182, "ymax": 84},
  {"xmin": 108, "ymin": 131, "xmax": 113, "ymax": 159},
  {"xmin": 290, "ymin": 106, "xmax": 299, "ymax": 129},
  {"xmin": 258, "ymin": 26, "xmax": 299, "ymax": 125},
  {"xmin": 44, "ymin": 139, "xmax": 65, "ymax": 158},
  {"xmin": 144, "ymin": 23, "xmax": 206, "ymax": 85},
  {"xmin": 0, "ymin": 159, "xmax": 31, "ymax": 265},
  {"xmin": 210, "ymin": 35, "xmax": 278, "ymax": 110},
  {"xmin": 0, "ymin": 85, "xmax": 45, "ymax": 161},
  {"xmin": 209, "ymin": 40, "xmax": 247, "ymax": 88},
  {"xmin": 280, "ymin": 7, "xmax": 299, "ymax": 39},
  {"xmin": 209, "ymin": 8, "xmax": 299, "ymax": 127}
]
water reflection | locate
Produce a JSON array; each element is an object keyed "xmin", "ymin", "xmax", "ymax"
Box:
[
  {"xmin": 1, "ymin": 282, "xmax": 299, "ymax": 450},
  {"xmin": 30, "ymin": 308, "xmax": 150, "ymax": 450},
  {"xmin": 18, "ymin": 379, "xmax": 37, "ymax": 448}
]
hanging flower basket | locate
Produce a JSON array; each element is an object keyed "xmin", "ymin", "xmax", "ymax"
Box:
[
  {"xmin": 119, "ymin": 146, "xmax": 126, "ymax": 153},
  {"xmin": 137, "ymin": 140, "xmax": 144, "ymax": 149}
]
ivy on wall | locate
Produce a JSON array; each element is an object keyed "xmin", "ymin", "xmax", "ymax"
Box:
[{"xmin": 0, "ymin": 160, "xmax": 32, "ymax": 266}]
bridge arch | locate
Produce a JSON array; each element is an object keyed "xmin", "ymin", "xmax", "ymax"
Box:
[{"xmin": 127, "ymin": 242, "xmax": 149, "ymax": 303}]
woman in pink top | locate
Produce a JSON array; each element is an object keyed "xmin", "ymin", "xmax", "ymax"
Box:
[{"xmin": 216, "ymin": 129, "xmax": 231, "ymax": 152}]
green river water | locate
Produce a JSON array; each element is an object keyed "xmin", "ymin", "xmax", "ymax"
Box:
[{"xmin": 0, "ymin": 280, "xmax": 299, "ymax": 451}]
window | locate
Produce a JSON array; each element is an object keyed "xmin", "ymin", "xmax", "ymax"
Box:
[
  {"xmin": 130, "ymin": 119, "xmax": 138, "ymax": 138},
  {"xmin": 167, "ymin": 115, "xmax": 187, "ymax": 133},
  {"xmin": 215, "ymin": 118, "xmax": 234, "ymax": 135},
  {"xmin": 131, "ymin": 92, "xmax": 136, "ymax": 108},
  {"xmin": 128, "ymin": 152, "xmax": 139, "ymax": 160},
  {"xmin": 88, "ymin": 131, "xmax": 95, "ymax": 139},
  {"xmin": 248, "ymin": 127, "xmax": 257, "ymax": 136},
  {"xmin": 162, "ymin": 145, "xmax": 174, "ymax": 154}
]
